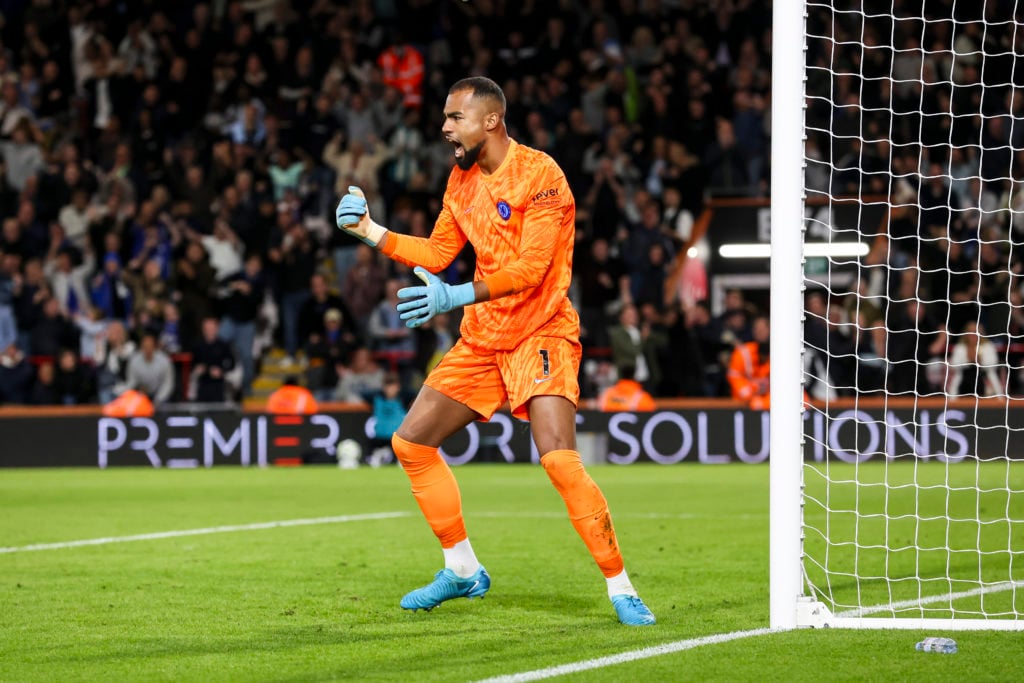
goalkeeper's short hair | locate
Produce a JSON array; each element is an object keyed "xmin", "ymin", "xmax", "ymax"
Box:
[{"xmin": 449, "ymin": 76, "xmax": 506, "ymax": 115}]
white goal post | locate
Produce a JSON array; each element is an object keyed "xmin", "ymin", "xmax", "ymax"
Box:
[{"xmin": 770, "ymin": 1, "xmax": 1024, "ymax": 630}]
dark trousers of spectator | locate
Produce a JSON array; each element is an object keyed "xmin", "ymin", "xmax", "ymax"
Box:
[
  {"xmin": 0, "ymin": 305, "xmax": 15, "ymax": 350},
  {"xmin": 280, "ymin": 290, "xmax": 310, "ymax": 359},
  {"xmin": 580, "ymin": 306, "xmax": 611, "ymax": 348},
  {"xmin": 220, "ymin": 318, "xmax": 256, "ymax": 396},
  {"xmin": 312, "ymin": 166, "xmax": 337, "ymax": 220},
  {"xmin": 333, "ymin": 246, "xmax": 358, "ymax": 291},
  {"xmin": 16, "ymin": 329, "xmax": 31, "ymax": 355},
  {"xmin": 196, "ymin": 377, "xmax": 226, "ymax": 402}
]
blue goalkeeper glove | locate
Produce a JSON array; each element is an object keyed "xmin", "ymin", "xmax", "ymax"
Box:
[
  {"xmin": 396, "ymin": 266, "xmax": 476, "ymax": 328},
  {"xmin": 335, "ymin": 186, "xmax": 387, "ymax": 246}
]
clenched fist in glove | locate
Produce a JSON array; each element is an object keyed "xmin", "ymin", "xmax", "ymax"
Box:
[{"xmin": 335, "ymin": 185, "xmax": 387, "ymax": 247}]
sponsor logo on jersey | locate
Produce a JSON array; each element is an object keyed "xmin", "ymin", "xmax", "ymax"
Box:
[{"xmin": 531, "ymin": 187, "xmax": 560, "ymax": 207}]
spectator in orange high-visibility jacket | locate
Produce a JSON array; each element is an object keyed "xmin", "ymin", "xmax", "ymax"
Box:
[
  {"xmin": 598, "ymin": 366, "xmax": 656, "ymax": 412},
  {"xmin": 265, "ymin": 376, "xmax": 319, "ymax": 415},
  {"xmin": 728, "ymin": 315, "xmax": 771, "ymax": 411},
  {"xmin": 102, "ymin": 388, "xmax": 154, "ymax": 417},
  {"xmin": 377, "ymin": 38, "xmax": 424, "ymax": 109}
]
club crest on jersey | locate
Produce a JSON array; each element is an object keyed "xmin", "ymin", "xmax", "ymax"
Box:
[{"xmin": 496, "ymin": 200, "xmax": 511, "ymax": 220}]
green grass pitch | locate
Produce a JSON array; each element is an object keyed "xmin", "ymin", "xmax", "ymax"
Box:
[{"xmin": 1, "ymin": 463, "xmax": 1021, "ymax": 682}]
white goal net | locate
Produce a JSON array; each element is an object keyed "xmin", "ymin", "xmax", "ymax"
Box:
[{"xmin": 772, "ymin": 1, "xmax": 1024, "ymax": 629}]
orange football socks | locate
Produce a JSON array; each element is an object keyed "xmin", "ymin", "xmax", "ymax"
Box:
[
  {"xmin": 540, "ymin": 449, "xmax": 625, "ymax": 578},
  {"xmin": 392, "ymin": 434, "xmax": 468, "ymax": 548}
]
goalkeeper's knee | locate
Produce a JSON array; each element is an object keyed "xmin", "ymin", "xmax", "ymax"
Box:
[
  {"xmin": 392, "ymin": 433, "xmax": 440, "ymax": 475},
  {"xmin": 540, "ymin": 449, "xmax": 585, "ymax": 495}
]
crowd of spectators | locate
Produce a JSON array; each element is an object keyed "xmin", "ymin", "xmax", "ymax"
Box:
[
  {"xmin": 801, "ymin": 1, "xmax": 1024, "ymax": 399},
  {"xmin": 2, "ymin": 0, "xmax": 1017, "ymax": 408},
  {"xmin": 0, "ymin": 0, "xmax": 778, "ymax": 408}
]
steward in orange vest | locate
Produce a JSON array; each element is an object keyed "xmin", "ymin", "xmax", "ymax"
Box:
[
  {"xmin": 377, "ymin": 43, "xmax": 425, "ymax": 108},
  {"xmin": 266, "ymin": 378, "xmax": 319, "ymax": 415},
  {"xmin": 727, "ymin": 315, "xmax": 771, "ymax": 410},
  {"xmin": 102, "ymin": 389, "xmax": 154, "ymax": 417},
  {"xmin": 598, "ymin": 366, "xmax": 657, "ymax": 412}
]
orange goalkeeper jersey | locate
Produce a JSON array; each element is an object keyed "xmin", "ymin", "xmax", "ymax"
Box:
[{"xmin": 382, "ymin": 139, "xmax": 579, "ymax": 351}]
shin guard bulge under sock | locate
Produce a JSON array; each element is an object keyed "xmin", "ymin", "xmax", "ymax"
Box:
[
  {"xmin": 540, "ymin": 449, "xmax": 625, "ymax": 577},
  {"xmin": 392, "ymin": 434, "xmax": 467, "ymax": 547}
]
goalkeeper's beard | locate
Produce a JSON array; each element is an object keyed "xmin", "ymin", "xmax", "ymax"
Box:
[{"xmin": 455, "ymin": 140, "xmax": 484, "ymax": 170}]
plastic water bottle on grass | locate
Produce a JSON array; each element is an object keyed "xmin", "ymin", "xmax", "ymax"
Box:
[{"xmin": 915, "ymin": 637, "xmax": 957, "ymax": 654}]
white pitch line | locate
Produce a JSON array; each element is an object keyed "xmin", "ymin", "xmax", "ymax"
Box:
[
  {"xmin": 0, "ymin": 510, "xmax": 717, "ymax": 556},
  {"xmin": 473, "ymin": 581, "xmax": 1024, "ymax": 682},
  {"xmin": 0, "ymin": 511, "xmax": 412, "ymax": 554},
  {"xmin": 837, "ymin": 580, "xmax": 1024, "ymax": 618},
  {"xmin": 471, "ymin": 628, "xmax": 775, "ymax": 683}
]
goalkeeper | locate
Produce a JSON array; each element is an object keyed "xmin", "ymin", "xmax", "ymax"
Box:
[{"xmin": 334, "ymin": 76, "xmax": 654, "ymax": 626}]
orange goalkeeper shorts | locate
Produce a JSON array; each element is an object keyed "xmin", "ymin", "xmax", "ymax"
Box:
[{"xmin": 424, "ymin": 335, "xmax": 582, "ymax": 420}]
